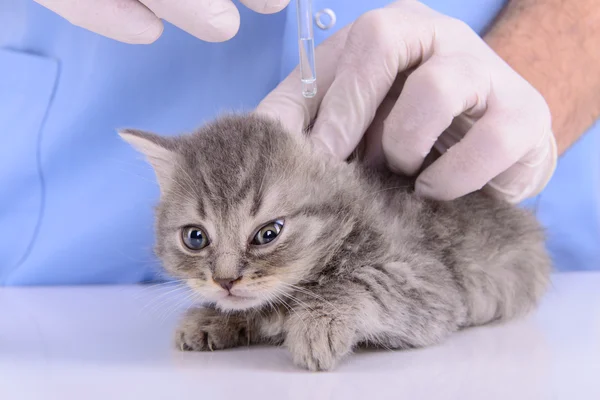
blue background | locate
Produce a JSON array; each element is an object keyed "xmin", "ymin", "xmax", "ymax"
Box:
[{"xmin": 0, "ymin": 0, "xmax": 597, "ymax": 285}]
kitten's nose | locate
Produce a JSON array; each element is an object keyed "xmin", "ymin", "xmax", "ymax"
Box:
[{"xmin": 213, "ymin": 277, "xmax": 241, "ymax": 291}]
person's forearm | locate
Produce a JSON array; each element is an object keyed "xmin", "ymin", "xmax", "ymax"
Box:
[{"xmin": 484, "ymin": 0, "xmax": 600, "ymax": 154}]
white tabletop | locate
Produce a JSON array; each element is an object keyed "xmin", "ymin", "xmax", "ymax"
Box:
[{"xmin": 1, "ymin": 272, "xmax": 599, "ymax": 400}]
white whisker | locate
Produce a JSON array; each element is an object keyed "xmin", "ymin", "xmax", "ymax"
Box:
[
  {"xmin": 277, "ymin": 281, "xmax": 343, "ymax": 315},
  {"xmin": 271, "ymin": 290, "xmax": 310, "ymax": 334}
]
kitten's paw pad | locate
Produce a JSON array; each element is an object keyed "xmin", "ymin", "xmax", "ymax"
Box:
[
  {"xmin": 285, "ymin": 314, "xmax": 354, "ymax": 371},
  {"xmin": 174, "ymin": 308, "xmax": 247, "ymax": 352}
]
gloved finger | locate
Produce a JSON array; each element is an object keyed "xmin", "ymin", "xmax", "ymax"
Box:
[
  {"xmin": 34, "ymin": 0, "xmax": 163, "ymax": 44},
  {"xmin": 382, "ymin": 55, "xmax": 488, "ymax": 176},
  {"xmin": 240, "ymin": 0, "xmax": 291, "ymax": 14},
  {"xmin": 414, "ymin": 109, "xmax": 535, "ymax": 201},
  {"xmin": 310, "ymin": 7, "xmax": 436, "ymax": 159},
  {"xmin": 139, "ymin": 0, "xmax": 240, "ymax": 42},
  {"xmin": 255, "ymin": 25, "xmax": 351, "ymax": 135},
  {"xmin": 484, "ymin": 131, "xmax": 557, "ymax": 203},
  {"xmin": 360, "ymin": 94, "xmax": 395, "ymax": 168},
  {"xmin": 360, "ymin": 75, "xmax": 406, "ymax": 167}
]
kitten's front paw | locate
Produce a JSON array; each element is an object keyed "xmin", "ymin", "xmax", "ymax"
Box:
[
  {"xmin": 284, "ymin": 312, "xmax": 355, "ymax": 371},
  {"xmin": 175, "ymin": 307, "xmax": 248, "ymax": 352}
]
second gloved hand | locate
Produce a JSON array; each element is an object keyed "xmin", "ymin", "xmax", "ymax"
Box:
[
  {"xmin": 35, "ymin": 0, "xmax": 290, "ymax": 43},
  {"xmin": 257, "ymin": 0, "xmax": 557, "ymax": 204}
]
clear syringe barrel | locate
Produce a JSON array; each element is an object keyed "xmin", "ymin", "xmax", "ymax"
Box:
[{"xmin": 296, "ymin": 0, "xmax": 317, "ymax": 98}]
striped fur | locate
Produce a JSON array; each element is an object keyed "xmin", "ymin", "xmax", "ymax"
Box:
[{"xmin": 121, "ymin": 114, "xmax": 551, "ymax": 371}]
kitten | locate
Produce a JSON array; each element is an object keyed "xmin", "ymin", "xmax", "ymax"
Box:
[{"xmin": 120, "ymin": 114, "xmax": 551, "ymax": 371}]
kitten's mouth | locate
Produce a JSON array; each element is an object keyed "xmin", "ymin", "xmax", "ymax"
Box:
[
  {"xmin": 226, "ymin": 293, "xmax": 252, "ymax": 300},
  {"xmin": 221, "ymin": 290, "xmax": 256, "ymax": 302},
  {"xmin": 216, "ymin": 291, "xmax": 262, "ymax": 311}
]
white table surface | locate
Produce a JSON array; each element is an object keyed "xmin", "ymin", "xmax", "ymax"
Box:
[{"xmin": 1, "ymin": 272, "xmax": 599, "ymax": 400}]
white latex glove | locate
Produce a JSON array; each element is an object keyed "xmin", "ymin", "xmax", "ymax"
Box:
[
  {"xmin": 257, "ymin": 0, "xmax": 557, "ymax": 203},
  {"xmin": 34, "ymin": 0, "xmax": 290, "ymax": 43}
]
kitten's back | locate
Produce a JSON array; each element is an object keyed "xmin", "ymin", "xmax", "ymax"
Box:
[{"xmin": 358, "ymin": 164, "xmax": 551, "ymax": 326}]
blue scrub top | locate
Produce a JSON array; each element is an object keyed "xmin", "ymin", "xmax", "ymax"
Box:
[{"xmin": 1, "ymin": 0, "xmax": 598, "ymax": 285}]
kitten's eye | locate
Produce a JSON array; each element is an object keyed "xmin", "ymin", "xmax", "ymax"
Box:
[
  {"xmin": 182, "ymin": 226, "xmax": 209, "ymax": 251},
  {"xmin": 252, "ymin": 219, "xmax": 284, "ymax": 246}
]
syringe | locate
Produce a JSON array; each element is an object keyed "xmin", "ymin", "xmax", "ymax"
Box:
[{"xmin": 296, "ymin": 0, "xmax": 317, "ymax": 98}]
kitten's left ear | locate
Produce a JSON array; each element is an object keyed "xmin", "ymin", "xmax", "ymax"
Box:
[{"xmin": 119, "ymin": 129, "xmax": 178, "ymax": 193}]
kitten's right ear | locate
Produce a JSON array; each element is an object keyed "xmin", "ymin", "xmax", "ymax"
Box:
[{"xmin": 119, "ymin": 129, "xmax": 178, "ymax": 193}]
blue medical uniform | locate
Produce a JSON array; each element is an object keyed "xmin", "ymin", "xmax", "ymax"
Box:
[{"xmin": 1, "ymin": 0, "xmax": 598, "ymax": 285}]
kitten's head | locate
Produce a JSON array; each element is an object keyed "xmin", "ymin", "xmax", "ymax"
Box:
[{"xmin": 120, "ymin": 114, "xmax": 356, "ymax": 311}]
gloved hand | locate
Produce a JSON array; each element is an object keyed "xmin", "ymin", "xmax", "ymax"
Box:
[
  {"xmin": 34, "ymin": 0, "xmax": 290, "ymax": 43},
  {"xmin": 257, "ymin": 0, "xmax": 557, "ymax": 204}
]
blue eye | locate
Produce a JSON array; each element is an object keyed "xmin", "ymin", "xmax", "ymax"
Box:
[
  {"xmin": 252, "ymin": 219, "xmax": 284, "ymax": 245},
  {"xmin": 182, "ymin": 226, "xmax": 209, "ymax": 250}
]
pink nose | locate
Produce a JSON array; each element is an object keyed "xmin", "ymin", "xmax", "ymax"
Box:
[{"xmin": 213, "ymin": 277, "xmax": 240, "ymax": 291}]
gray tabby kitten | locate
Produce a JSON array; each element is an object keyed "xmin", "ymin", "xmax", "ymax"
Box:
[{"xmin": 120, "ymin": 114, "xmax": 551, "ymax": 371}]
